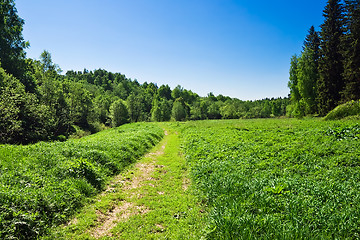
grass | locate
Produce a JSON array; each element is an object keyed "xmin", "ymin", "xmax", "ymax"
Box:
[
  {"xmin": 181, "ymin": 118, "xmax": 360, "ymax": 239},
  {"xmin": 0, "ymin": 123, "xmax": 164, "ymax": 239},
  {"xmin": 45, "ymin": 124, "xmax": 205, "ymax": 239},
  {"xmin": 3, "ymin": 118, "xmax": 360, "ymax": 239}
]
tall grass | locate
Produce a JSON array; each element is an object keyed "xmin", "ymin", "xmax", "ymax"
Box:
[
  {"xmin": 0, "ymin": 123, "xmax": 163, "ymax": 239},
  {"xmin": 182, "ymin": 119, "xmax": 360, "ymax": 239}
]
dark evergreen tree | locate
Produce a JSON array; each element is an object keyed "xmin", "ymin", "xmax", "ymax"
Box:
[
  {"xmin": 317, "ymin": 0, "xmax": 346, "ymax": 115},
  {"xmin": 304, "ymin": 26, "xmax": 321, "ymax": 69},
  {"xmin": 342, "ymin": 0, "xmax": 360, "ymax": 101}
]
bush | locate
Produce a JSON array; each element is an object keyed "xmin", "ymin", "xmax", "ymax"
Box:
[{"xmin": 324, "ymin": 100, "xmax": 360, "ymax": 120}]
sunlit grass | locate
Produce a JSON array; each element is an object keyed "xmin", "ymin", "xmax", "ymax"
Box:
[
  {"xmin": 182, "ymin": 118, "xmax": 360, "ymax": 239},
  {"xmin": 0, "ymin": 123, "xmax": 163, "ymax": 239}
]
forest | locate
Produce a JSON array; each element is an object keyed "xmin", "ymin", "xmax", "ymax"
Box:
[
  {"xmin": 288, "ymin": 0, "xmax": 360, "ymax": 118},
  {"xmin": 0, "ymin": 0, "xmax": 359, "ymax": 144},
  {"xmin": 0, "ymin": 0, "xmax": 290, "ymax": 144}
]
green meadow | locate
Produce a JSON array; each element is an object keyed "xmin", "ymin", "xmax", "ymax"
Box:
[
  {"xmin": 181, "ymin": 118, "xmax": 360, "ymax": 239},
  {"xmin": 1, "ymin": 118, "xmax": 360, "ymax": 239}
]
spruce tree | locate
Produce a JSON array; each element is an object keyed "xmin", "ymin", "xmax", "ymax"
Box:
[
  {"xmin": 317, "ymin": 0, "xmax": 346, "ymax": 115},
  {"xmin": 342, "ymin": 0, "xmax": 360, "ymax": 101},
  {"xmin": 304, "ymin": 26, "xmax": 321, "ymax": 69}
]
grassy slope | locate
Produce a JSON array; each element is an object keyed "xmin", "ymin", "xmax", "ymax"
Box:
[
  {"xmin": 181, "ymin": 118, "xmax": 360, "ymax": 239},
  {"xmin": 0, "ymin": 123, "xmax": 164, "ymax": 239}
]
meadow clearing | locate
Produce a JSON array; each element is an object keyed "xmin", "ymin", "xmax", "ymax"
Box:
[{"xmin": 1, "ymin": 118, "xmax": 359, "ymax": 239}]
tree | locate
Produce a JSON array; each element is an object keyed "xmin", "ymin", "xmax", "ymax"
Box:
[
  {"xmin": 172, "ymin": 99, "xmax": 186, "ymax": 121},
  {"xmin": 109, "ymin": 99, "xmax": 128, "ymax": 127},
  {"xmin": 297, "ymin": 47, "xmax": 319, "ymax": 114},
  {"xmin": 288, "ymin": 55, "xmax": 301, "ymax": 103},
  {"xmin": 318, "ymin": 0, "xmax": 346, "ymax": 115},
  {"xmin": 171, "ymin": 85, "xmax": 183, "ymax": 99},
  {"xmin": 127, "ymin": 93, "xmax": 148, "ymax": 122},
  {"xmin": 40, "ymin": 50, "xmax": 62, "ymax": 74},
  {"xmin": 158, "ymin": 84, "xmax": 172, "ymax": 100},
  {"xmin": 0, "ymin": 0, "xmax": 28, "ymax": 78},
  {"xmin": 304, "ymin": 26, "xmax": 321, "ymax": 67},
  {"xmin": 0, "ymin": 67, "xmax": 52, "ymax": 143},
  {"xmin": 342, "ymin": 0, "xmax": 360, "ymax": 101}
]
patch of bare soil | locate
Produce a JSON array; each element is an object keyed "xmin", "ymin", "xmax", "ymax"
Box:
[{"xmin": 90, "ymin": 131, "xmax": 168, "ymax": 238}]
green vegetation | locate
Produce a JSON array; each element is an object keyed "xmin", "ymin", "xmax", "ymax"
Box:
[
  {"xmin": 1, "ymin": 0, "xmax": 360, "ymax": 239},
  {"xmin": 288, "ymin": 0, "xmax": 360, "ymax": 117},
  {"xmin": 181, "ymin": 119, "xmax": 360, "ymax": 239},
  {"xmin": 0, "ymin": 1, "xmax": 289, "ymax": 144},
  {"xmin": 0, "ymin": 123, "xmax": 163, "ymax": 239},
  {"xmin": 324, "ymin": 100, "xmax": 360, "ymax": 120},
  {"xmin": 45, "ymin": 125, "xmax": 204, "ymax": 239}
]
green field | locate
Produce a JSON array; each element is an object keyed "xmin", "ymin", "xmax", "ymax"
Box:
[
  {"xmin": 0, "ymin": 123, "xmax": 163, "ymax": 239},
  {"xmin": 181, "ymin": 119, "xmax": 360, "ymax": 239},
  {"xmin": 1, "ymin": 118, "xmax": 360, "ymax": 239}
]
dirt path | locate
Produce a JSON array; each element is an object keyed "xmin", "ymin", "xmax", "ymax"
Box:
[
  {"xmin": 90, "ymin": 131, "xmax": 169, "ymax": 238},
  {"xmin": 59, "ymin": 128, "xmax": 203, "ymax": 239}
]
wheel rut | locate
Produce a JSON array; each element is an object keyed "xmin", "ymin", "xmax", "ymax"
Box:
[{"xmin": 90, "ymin": 130, "xmax": 169, "ymax": 238}]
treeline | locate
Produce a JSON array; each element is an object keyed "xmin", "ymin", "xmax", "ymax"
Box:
[
  {"xmin": 0, "ymin": 61, "xmax": 289, "ymax": 144},
  {"xmin": 288, "ymin": 0, "xmax": 360, "ymax": 117},
  {"xmin": 0, "ymin": 0, "xmax": 289, "ymax": 144}
]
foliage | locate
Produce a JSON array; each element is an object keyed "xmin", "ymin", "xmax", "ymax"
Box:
[
  {"xmin": 0, "ymin": 0, "xmax": 28, "ymax": 78},
  {"xmin": 172, "ymin": 98, "xmax": 187, "ymax": 121},
  {"xmin": 325, "ymin": 123, "xmax": 360, "ymax": 140},
  {"xmin": 0, "ymin": 68, "xmax": 53, "ymax": 143},
  {"xmin": 317, "ymin": 0, "xmax": 345, "ymax": 115},
  {"xmin": 109, "ymin": 99, "xmax": 128, "ymax": 127},
  {"xmin": 297, "ymin": 47, "xmax": 318, "ymax": 114},
  {"xmin": 289, "ymin": 0, "xmax": 360, "ymax": 116},
  {"xmin": 342, "ymin": 0, "xmax": 360, "ymax": 101},
  {"xmin": 0, "ymin": 123, "xmax": 164, "ymax": 239},
  {"xmin": 324, "ymin": 99, "xmax": 360, "ymax": 120},
  {"xmin": 182, "ymin": 119, "xmax": 360, "ymax": 239}
]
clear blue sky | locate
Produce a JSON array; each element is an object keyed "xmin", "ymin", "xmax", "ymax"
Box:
[{"xmin": 15, "ymin": 0, "xmax": 326, "ymax": 100}]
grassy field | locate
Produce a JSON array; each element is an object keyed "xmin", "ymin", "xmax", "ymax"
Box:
[
  {"xmin": 2, "ymin": 118, "xmax": 360, "ymax": 239},
  {"xmin": 0, "ymin": 123, "xmax": 163, "ymax": 239},
  {"xmin": 48, "ymin": 125, "xmax": 205, "ymax": 239},
  {"xmin": 181, "ymin": 118, "xmax": 360, "ymax": 239}
]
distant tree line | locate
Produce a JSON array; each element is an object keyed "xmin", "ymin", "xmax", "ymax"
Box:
[
  {"xmin": 288, "ymin": 0, "xmax": 360, "ymax": 117},
  {"xmin": 0, "ymin": 0, "xmax": 289, "ymax": 144}
]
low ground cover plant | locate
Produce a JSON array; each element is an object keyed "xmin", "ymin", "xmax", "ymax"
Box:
[
  {"xmin": 0, "ymin": 123, "xmax": 163, "ymax": 239},
  {"xmin": 182, "ymin": 119, "xmax": 360, "ymax": 239}
]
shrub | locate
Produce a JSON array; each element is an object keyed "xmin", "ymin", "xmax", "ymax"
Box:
[{"xmin": 324, "ymin": 100, "xmax": 360, "ymax": 120}]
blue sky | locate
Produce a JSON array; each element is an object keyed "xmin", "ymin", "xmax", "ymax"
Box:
[{"xmin": 16, "ymin": 0, "xmax": 326, "ymax": 100}]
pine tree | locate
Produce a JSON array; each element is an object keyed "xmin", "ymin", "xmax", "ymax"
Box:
[
  {"xmin": 304, "ymin": 26, "xmax": 321, "ymax": 69},
  {"xmin": 342, "ymin": 0, "xmax": 360, "ymax": 101},
  {"xmin": 317, "ymin": 0, "xmax": 346, "ymax": 115}
]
